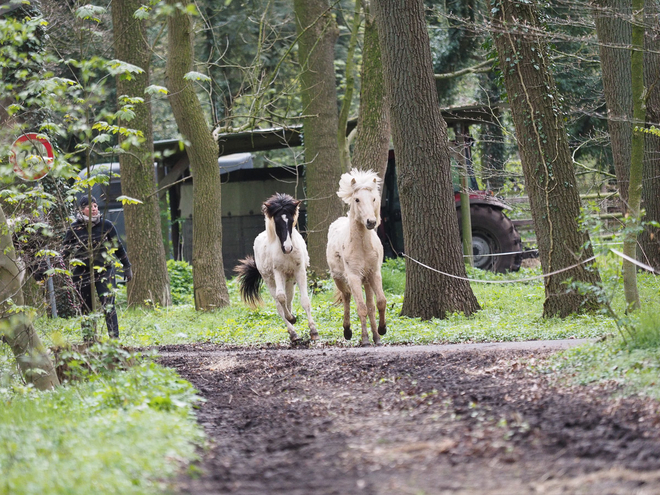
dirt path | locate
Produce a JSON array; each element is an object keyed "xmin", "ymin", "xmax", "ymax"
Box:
[{"xmin": 158, "ymin": 341, "xmax": 660, "ymax": 495}]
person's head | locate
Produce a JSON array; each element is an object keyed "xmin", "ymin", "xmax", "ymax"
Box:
[{"xmin": 79, "ymin": 196, "xmax": 99, "ymax": 217}]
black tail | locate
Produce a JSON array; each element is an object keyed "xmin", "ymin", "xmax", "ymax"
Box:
[{"xmin": 234, "ymin": 256, "xmax": 263, "ymax": 307}]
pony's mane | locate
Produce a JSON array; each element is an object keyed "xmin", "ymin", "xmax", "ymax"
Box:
[
  {"xmin": 336, "ymin": 169, "xmax": 381, "ymax": 204},
  {"xmin": 262, "ymin": 193, "xmax": 300, "ymax": 224}
]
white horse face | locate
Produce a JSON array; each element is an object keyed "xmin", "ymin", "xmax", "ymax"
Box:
[
  {"xmin": 351, "ymin": 187, "xmax": 381, "ymax": 230},
  {"xmin": 274, "ymin": 213, "xmax": 294, "ymax": 253}
]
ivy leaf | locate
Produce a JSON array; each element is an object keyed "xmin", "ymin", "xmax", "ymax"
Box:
[
  {"xmin": 75, "ymin": 5, "xmax": 106, "ymax": 22},
  {"xmin": 108, "ymin": 59, "xmax": 144, "ymax": 78},
  {"xmin": 116, "ymin": 195, "xmax": 143, "ymax": 205},
  {"xmin": 184, "ymin": 71, "xmax": 211, "ymax": 83},
  {"xmin": 145, "ymin": 85, "xmax": 169, "ymax": 95},
  {"xmin": 134, "ymin": 6, "xmax": 151, "ymax": 19}
]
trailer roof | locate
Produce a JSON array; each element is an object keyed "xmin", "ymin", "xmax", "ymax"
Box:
[{"xmin": 154, "ymin": 104, "xmax": 504, "ymax": 159}]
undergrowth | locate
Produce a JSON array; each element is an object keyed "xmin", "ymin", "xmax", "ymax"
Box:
[{"xmin": 0, "ymin": 343, "xmax": 204, "ymax": 494}]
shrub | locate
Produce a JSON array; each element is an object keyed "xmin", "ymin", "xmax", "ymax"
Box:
[{"xmin": 167, "ymin": 259, "xmax": 194, "ymax": 305}]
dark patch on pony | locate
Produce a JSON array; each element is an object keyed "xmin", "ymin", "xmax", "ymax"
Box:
[
  {"xmin": 234, "ymin": 255, "xmax": 263, "ymax": 308},
  {"xmin": 261, "ymin": 193, "xmax": 301, "ymax": 222}
]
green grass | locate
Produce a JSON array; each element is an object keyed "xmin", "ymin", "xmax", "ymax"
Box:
[{"xmin": 0, "ymin": 350, "xmax": 204, "ymax": 495}]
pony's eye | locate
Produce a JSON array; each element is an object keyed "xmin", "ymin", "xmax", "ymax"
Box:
[
  {"xmin": 355, "ymin": 198, "xmax": 360, "ymax": 203},
  {"xmin": 373, "ymin": 198, "xmax": 376, "ymax": 202}
]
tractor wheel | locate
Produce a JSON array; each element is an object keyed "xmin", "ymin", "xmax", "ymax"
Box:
[{"xmin": 459, "ymin": 205, "xmax": 522, "ymax": 273}]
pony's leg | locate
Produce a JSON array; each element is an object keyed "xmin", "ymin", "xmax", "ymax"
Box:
[
  {"xmin": 346, "ymin": 274, "xmax": 370, "ymax": 347},
  {"xmin": 285, "ymin": 278, "xmax": 296, "ymax": 324},
  {"xmin": 369, "ymin": 272, "xmax": 388, "ymax": 336},
  {"xmin": 364, "ymin": 283, "xmax": 380, "ymax": 346},
  {"xmin": 295, "ymin": 269, "xmax": 319, "ymax": 340},
  {"xmin": 266, "ymin": 273, "xmax": 299, "ymax": 342},
  {"xmin": 333, "ymin": 278, "xmax": 353, "ymax": 340},
  {"xmin": 273, "ymin": 270, "xmax": 296, "ymax": 324}
]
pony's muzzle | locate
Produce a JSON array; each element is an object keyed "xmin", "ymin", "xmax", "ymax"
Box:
[
  {"xmin": 281, "ymin": 243, "xmax": 294, "ymax": 254},
  {"xmin": 366, "ymin": 219, "xmax": 377, "ymax": 230}
]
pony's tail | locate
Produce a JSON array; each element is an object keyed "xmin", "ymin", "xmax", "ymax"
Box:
[{"xmin": 234, "ymin": 256, "xmax": 263, "ymax": 308}]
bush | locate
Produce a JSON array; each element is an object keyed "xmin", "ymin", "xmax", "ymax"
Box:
[{"xmin": 168, "ymin": 260, "xmax": 194, "ymax": 305}]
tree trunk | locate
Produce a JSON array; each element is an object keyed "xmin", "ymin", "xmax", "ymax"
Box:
[
  {"xmin": 490, "ymin": 0, "xmax": 602, "ymax": 317},
  {"xmin": 166, "ymin": 0, "xmax": 230, "ymax": 310},
  {"xmin": 294, "ymin": 0, "xmax": 344, "ymax": 275},
  {"xmin": 112, "ymin": 0, "xmax": 171, "ymax": 308},
  {"xmin": 0, "ymin": 205, "xmax": 59, "ymax": 390},
  {"xmin": 622, "ymin": 0, "xmax": 647, "ymax": 309},
  {"xmin": 593, "ymin": 0, "xmax": 633, "ymax": 208},
  {"xmin": 639, "ymin": 0, "xmax": 660, "ymax": 271},
  {"xmin": 352, "ymin": 2, "xmax": 391, "ymax": 181},
  {"xmin": 372, "ymin": 0, "xmax": 480, "ymax": 319},
  {"xmin": 337, "ymin": 0, "xmax": 361, "ymax": 174}
]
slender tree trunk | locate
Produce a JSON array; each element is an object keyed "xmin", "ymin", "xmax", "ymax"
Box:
[
  {"xmin": 593, "ymin": 0, "xmax": 633, "ymax": 208},
  {"xmin": 490, "ymin": 0, "xmax": 602, "ymax": 318},
  {"xmin": 372, "ymin": 0, "xmax": 480, "ymax": 319},
  {"xmin": 639, "ymin": 0, "xmax": 660, "ymax": 271},
  {"xmin": 352, "ymin": 1, "xmax": 391, "ymax": 181},
  {"xmin": 166, "ymin": 0, "xmax": 230, "ymax": 310},
  {"xmin": 294, "ymin": 0, "xmax": 344, "ymax": 275},
  {"xmin": 112, "ymin": 0, "xmax": 171, "ymax": 308},
  {"xmin": 337, "ymin": 0, "xmax": 361, "ymax": 174},
  {"xmin": 623, "ymin": 0, "xmax": 647, "ymax": 309},
  {"xmin": 0, "ymin": 206, "xmax": 59, "ymax": 390}
]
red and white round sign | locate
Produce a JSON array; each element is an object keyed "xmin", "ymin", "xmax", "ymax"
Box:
[{"xmin": 9, "ymin": 133, "xmax": 55, "ymax": 181}]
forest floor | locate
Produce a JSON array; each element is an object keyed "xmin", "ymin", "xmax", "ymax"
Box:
[{"xmin": 158, "ymin": 340, "xmax": 660, "ymax": 495}]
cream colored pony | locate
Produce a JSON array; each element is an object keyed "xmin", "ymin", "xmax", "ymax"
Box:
[{"xmin": 326, "ymin": 169, "xmax": 387, "ymax": 346}]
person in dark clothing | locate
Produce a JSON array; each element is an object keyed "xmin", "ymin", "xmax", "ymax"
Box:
[{"xmin": 62, "ymin": 195, "xmax": 132, "ymax": 340}]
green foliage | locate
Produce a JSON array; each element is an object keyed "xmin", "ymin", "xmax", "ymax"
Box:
[
  {"xmin": 0, "ymin": 355, "xmax": 203, "ymax": 495},
  {"xmin": 167, "ymin": 259, "xmax": 194, "ymax": 305},
  {"xmin": 380, "ymin": 257, "xmax": 405, "ymax": 294},
  {"xmin": 628, "ymin": 307, "xmax": 660, "ymax": 350}
]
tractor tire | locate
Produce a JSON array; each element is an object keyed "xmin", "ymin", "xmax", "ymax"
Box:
[{"xmin": 459, "ymin": 205, "xmax": 522, "ymax": 273}]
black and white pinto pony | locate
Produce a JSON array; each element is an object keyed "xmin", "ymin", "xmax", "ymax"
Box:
[
  {"xmin": 326, "ymin": 169, "xmax": 387, "ymax": 346},
  {"xmin": 234, "ymin": 193, "xmax": 319, "ymax": 344}
]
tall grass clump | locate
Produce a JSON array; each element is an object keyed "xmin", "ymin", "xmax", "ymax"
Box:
[{"xmin": 167, "ymin": 259, "xmax": 194, "ymax": 305}]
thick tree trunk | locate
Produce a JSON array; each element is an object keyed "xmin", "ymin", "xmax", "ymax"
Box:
[
  {"xmin": 112, "ymin": 0, "xmax": 171, "ymax": 308},
  {"xmin": 166, "ymin": 0, "xmax": 230, "ymax": 310},
  {"xmin": 593, "ymin": 0, "xmax": 633, "ymax": 207},
  {"xmin": 0, "ymin": 205, "xmax": 59, "ymax": 390},
  {"xmin": 352, "ymin": 3, "xmax": 391, "ymax": 181},
  {"xmin": 639, "ymin": 0, "xmax": 660, "ymax": 271},
  {"xmin": 294, "ymin": 0, "xmax": 344, "ymax": 275},
  {"xmin": 372, "ymin": 0, "xmax": 480, "ymax": 319},
  {"xmin": 491, "ymin": 0, "xmax": 602, "ymax": 317}
]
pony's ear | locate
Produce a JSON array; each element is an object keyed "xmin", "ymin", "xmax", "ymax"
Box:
[
  {"xmin": 261, "ymin": 202, "xmax": 270, "ymax": 217},
  {"xmin": 351, "ymin": 178, "xmax": 356, "ymax": 186},
  {"xmin": 373, "ymin": 177, "xmax": 377, "ymax": 183},
  {"xmin": 294, "ymin": 199, "xmax": 302, "ymax": 209}
]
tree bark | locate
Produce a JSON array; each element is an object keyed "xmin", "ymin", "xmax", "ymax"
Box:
[
  {"xmin": 352, "ymin": 2, "xmax": 391, "ymax": 181},
  {"xmin": 593, "ymin": 0, "xmax": 633, "ymax": 207},
  {"xmin": 294, "ymin": 0, "xmax": 344, "ymax": 275},
  {"xmin": 0, "ymin": 205, "xmax": 59, "ymax": 390},
  {"xmin": 622, "ymin": 0, "xmax": 647, "ymax": 309},
  {"xmin": 166, "ymin": 0, "xmax": 230, "ymax": 310},
  {"xmin": 639, "ymin": 0, "xmax": 660, "ymax": 271},
  {"xmin": 372, "ymin": 0, "xmax": 480, "ymax": 319},
  {"xmin": 112, "ymin": 0, "xmax": 171, "ymax": 308},
  {"xmin": 490, "ymin": 0, "xmax": 602, "ymax": 317}
]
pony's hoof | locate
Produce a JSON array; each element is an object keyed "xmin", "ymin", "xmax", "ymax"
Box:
[
  {"xmin": 360, "ymin": 342, "xmax": 372, "ymax": 347},
  {"xmin": 344, "ymin": 327, "xmax": 352, "ymax": 340},
  {"xmin": 287, "ymin": 314, "xmax": 297, "ymax": 324},
  {"xmin": 310, "ymin": 331, "xmax": 320, "ymax": 341},
  {"xmin": 378, "ymin": 325, "xmax": 387, "ymax": 336},
  {"xmin": 291, "ymin": 338, "xmax": 309, "ymax": 348}
]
